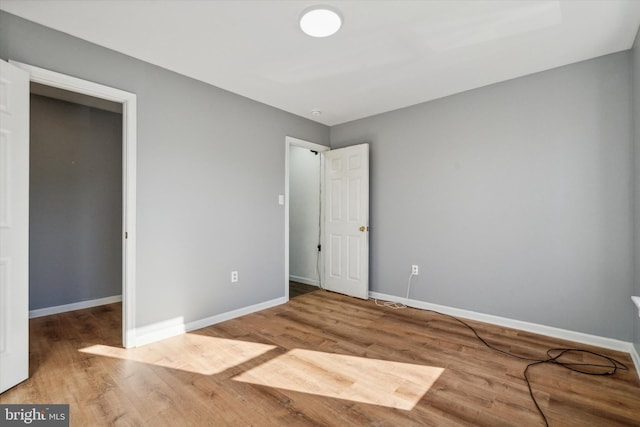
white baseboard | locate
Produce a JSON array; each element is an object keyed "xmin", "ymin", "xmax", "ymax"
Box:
[
  {"xmin": 289, "ymin": 275, "xmax": 320, "ymax": 287},
  {"xmin": 29, "ymin": 295, "xmax": 122, "ymax": 319},
  {"xmin": 132, "ymin": 316, "xmax": 188, "ymax": 347},
  {"xmin": 369, "ymin": 291, "xmax": 635, "ymax": 354},
  {"xmin": 133, "ymin": 296, "xmax": 287, "ymax": 347},
  {"xmin": 630, "ymin": 343, "xmax": 640, "ymax": 376},
  {"xmin": 185, "ymin": 297, "xmax": 287, "ymax": 332}
]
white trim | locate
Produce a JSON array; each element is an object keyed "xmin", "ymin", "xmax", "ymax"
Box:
[
  {"xmin": 185, "ymin": 297, "xmax": 286, "ymax": 332},
  {"xmin": 134, "ymin": 297, "xmax": 287, "ymax": 347},
  {"xmin": 10, "ymin": 61, "xmax": 138, "ymax": 348},
  {"xmin": 29, "ymin": 295, "xmax": 122, "ymax": 319},
  {"xmin": 284, "ymin": 136, "xmax": 330, "ymax": 302},
  {"xmin": 132, "ymin": 317, "xmax": 187, "ymax": 348},
  {"xmin": 370, "ymin": 291, "xmax": 635, "ymax": 353},
  {"xmin": 630, "ymin": 344, "xmax": 640, "ymax": 380},
  {"xmin": 289, "ymin": 275, "xmax": 321, "ymax": 287}
]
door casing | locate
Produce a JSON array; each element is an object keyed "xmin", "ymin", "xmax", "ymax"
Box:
[{"xmin": 10, "ymin": 61, "xmax": 138, "ymax": 348}]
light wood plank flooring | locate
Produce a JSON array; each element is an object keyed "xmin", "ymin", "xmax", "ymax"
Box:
[{"xmin": 1, "ymin": 290, "xmax": 639, "ymax": 426}]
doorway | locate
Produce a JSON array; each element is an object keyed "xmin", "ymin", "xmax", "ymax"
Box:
[
  {"xmin": 285, "ymin": 136, "xmax": 371, "ymax": 301},
  {"xmin": 289, "ymin": 144, "xmax": 321, "ymax": 297},
  {"xmin": 285, "ymin": 137, "xmax": 329, "ymax": 299},
  {"xmin": 29, "ymin": 84, "xmax": 123, "ymax": 323},
  {"xmin": 11, "ymin": 61, "xmax": 137, "ymax": 348}
]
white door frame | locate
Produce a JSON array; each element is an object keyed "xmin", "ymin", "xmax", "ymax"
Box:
[
  {"xmin": 10, "ymin": 61, "xmax": 137, "ymax": 348},
  {"xmin": 284, "ymin": 136, "xmax": 329, "ymax": 300}
]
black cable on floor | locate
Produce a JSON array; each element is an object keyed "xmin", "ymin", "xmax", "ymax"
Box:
[
  {"xmin": 376, "ymin": 300, "xmax": 629, "ymax": 426},
  {"xmin": 428, "ymin": 309, "xmax": 629, "ymax": 426},
  {"xmin": 521, "ymin": 348, "xmax": 628, "ymax": 426}
]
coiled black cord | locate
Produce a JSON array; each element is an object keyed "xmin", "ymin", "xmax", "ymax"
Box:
[
  {"xmin": 423, "ymin": 309, "xmax": 629, "ymax": 426},
  {"xmin": 374, "ymin": 298, "xmax": 630, "ymax": 426}
]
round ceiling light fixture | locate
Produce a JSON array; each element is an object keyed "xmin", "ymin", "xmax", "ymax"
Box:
[{"xmin": 299, "ymin": 6, "xmax": 342, "ymax": 38}]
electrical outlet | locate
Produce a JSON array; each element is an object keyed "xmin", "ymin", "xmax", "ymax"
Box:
[
  {"xmin": 412, "ymin": 265, "xmax": 419, "ymax": 275},
  {"xmin": 231, "ymin": 270, "xmax": 239, "ymax": 283}
]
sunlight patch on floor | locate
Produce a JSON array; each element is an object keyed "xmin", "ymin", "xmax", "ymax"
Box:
[
  {"xmin": 80, "ymin": 333, "xmax": 276, "ymax": 375},
  {"xmin": 232, "ymin": 349, "xmax": 445, "ymax": 410}
]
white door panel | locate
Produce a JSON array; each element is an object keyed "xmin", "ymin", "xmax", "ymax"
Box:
[
  {"xmin": 323, "ymin": 144, "xmax": 369, "ymax": 299},
  {"xmin": 0, "ymin": 60, "xmax": 29, "ymax": 393}
]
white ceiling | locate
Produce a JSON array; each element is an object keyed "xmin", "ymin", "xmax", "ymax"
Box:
[{"xmin": 2, "ymin": 0, "xmax": 640, "ymax": 126}]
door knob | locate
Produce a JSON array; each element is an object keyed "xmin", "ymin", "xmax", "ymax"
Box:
[{"xmin": 359, "ymin": 226, "xmax": 367, "ymax": 232}]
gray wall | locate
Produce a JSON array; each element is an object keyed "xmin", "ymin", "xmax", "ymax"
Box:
[
  {"xmin": 0, "ymin": 11, "xmax": 330, "ymax": 328},
  {"xmin": 331, "ymin": 52, "xmax": 634, "ymax": 341},
  {"xmin": 289, "ymin": 145, "xmax": 321, "ymax": 285},
  {"xmin": 30, "ymin": 94, "xmax": 122, "ymax": 310},
  {"xmin": 633, "ymin": 29, "xmax": 640, "ymax": 355},
  {"xmin": 3, "ymin": 10, "xmax": 637, "ymax": 344}
]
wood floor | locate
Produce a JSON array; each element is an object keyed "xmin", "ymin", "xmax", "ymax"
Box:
[
  {"xmin": 1, "ymin": 290, "xmax": 639, "ymax": 426},
  {"xmin": 289, "ymin": 281, "xmax": 319, "ymax": 298}
]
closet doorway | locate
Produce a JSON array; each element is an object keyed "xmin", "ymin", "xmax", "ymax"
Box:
[
  {"xmin": 29, "ymin": 83, "xmax": 123, "ymax": 320},
  {"xmin": 285, "ymin": 137, "xmax": 329, "ymax": 299},
  {"xmin": 11, "ymin": 61, "xmax": 137, "ymax": 349}
]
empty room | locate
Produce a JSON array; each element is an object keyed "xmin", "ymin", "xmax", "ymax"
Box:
[{"xmin": 1, "ymin": 1, "xmax": 640, "ymax": 426}]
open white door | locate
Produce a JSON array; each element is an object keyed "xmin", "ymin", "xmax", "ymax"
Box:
[
  {"xmin": 323, "ymin": 143, "xmax": 369, "ymax": 299},
  {"xmin": 0, "ymin": 60, "xmax": 30, "ymax": 393}
]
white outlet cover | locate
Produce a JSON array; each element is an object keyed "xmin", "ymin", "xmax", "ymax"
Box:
[{"xmin": 278, "ymin": 195, "xmax": 285, "ymax": 205}]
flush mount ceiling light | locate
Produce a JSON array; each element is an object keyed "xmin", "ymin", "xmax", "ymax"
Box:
[{"xmin": 300, "ymin": 6, "xmax": 342, "ymax": 38}]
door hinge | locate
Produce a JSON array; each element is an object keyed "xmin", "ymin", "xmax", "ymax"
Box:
[
  {"xmin": 125, "ymin": 231, "xmax": 128, "ymax": 239},
  {"xmin": 317, "ymin": 244, "xmax": 321, "ymax": 252}
]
